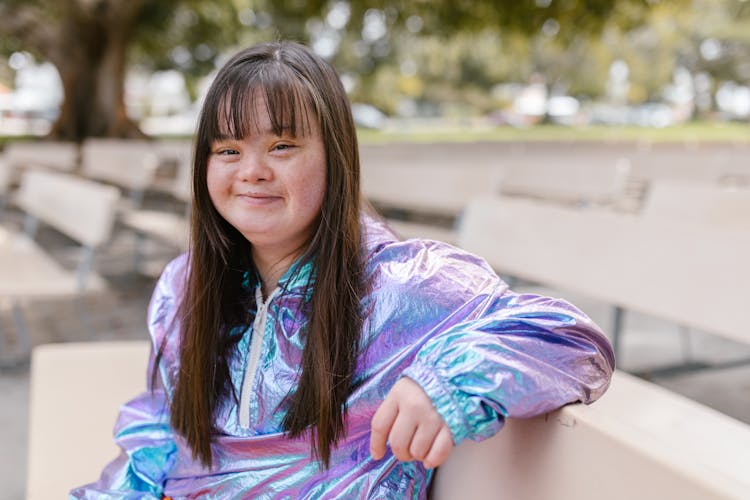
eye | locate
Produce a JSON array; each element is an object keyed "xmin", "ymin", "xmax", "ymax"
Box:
[
  {"xmin": 213, "ymin": 147, "xmax": 239, "ymax": 156},
  {"xmin": 272, "ymin": 143, "xmax": 294, "ymax": 152}
]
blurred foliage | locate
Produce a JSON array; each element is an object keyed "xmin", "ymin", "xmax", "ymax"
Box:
[
  {"xmin": 4, "ymin": 0, "xmax": 750, "ymax": 136},
  {"xmin": 0, "ymin": 0, "xmax": 664, "ymax": 86}
]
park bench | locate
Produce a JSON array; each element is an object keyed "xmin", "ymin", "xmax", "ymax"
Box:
[
  {"xmin": 80, "ymin": 138, "xmax": 160, "ymax": 209},
  {"xmin": 120, "ymin": 151, "xmax": 191, "ymax": 273},
  {"xmin": 0, "ymin": 157, "xmax": 11, "ymax": 212},
  {"xmin": 26, "ymin": 340, "xmax": 750, "ymax": 499},
  {"xmin": 359, "ymin": 141, "xmax": 506, "ymax": 243},
  {"xmin": 629, "ymin": 144, "xmax": 750, "ymax": 185},
  {"xmin": 458, "ymin": 196, "xmax": 750, "ymax": 359},
  {"xmin": 359, "ymin": 161, "xmax": 500, "ymax": 244},
  {"xmin": 642, "ymin": 180, "xmax": 750, "ymax": 231},
  {"xmin": 2, "ymin": 141, "xmax": 78, "ymax": 174},
  {"xmin": 150, "ymin": 139, "xmax": 193, "ymax": 195},
  {"xmin": 0, "ymin": 141, "xmax": 79, "ymax": 211},
  {"xmin": 0, "ymin": 170, "xmax": 120, "ymax": 367},
  {"xmin": 361, "ymin": 161, "xmax": 501, "ymax": 218},
  {"xmin": 498, "ymin": 156, "xmax": 633, "ymax": 208},
  {"xmin": 359, "ymin": 142, "xmax": 642, "ymax": 243}
]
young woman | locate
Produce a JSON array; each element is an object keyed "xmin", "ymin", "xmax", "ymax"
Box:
[{"xmin": 71, "ymin": 41, "xmax": 614, "ymax": 499}]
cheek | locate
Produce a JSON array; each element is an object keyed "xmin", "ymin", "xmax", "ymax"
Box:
[
  {"xmin": 205, "ymin": 162, "xmax": 226, "ymax": 205},
  {"xmin": 300, "ymin": 163, "xmax": 326, "ymax": 215},
  {"xmin": 308, "ymin": 175, "xmax": 326, "ymax": 212}
]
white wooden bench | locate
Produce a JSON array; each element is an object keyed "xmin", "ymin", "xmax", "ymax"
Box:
[
  {"xmin": 361, "ymin": 161, "xmax": 501, "ymax": 218},
  {"xmin": 498, "ymin": 156, "xmax": 632, "ymax": 207},
  {"xmin": 120, "ymin": 152, "xmax": 191, "ymax": 273},
  {"xmin": 384, "ymin": 219, "xmax": 458, "ymax": 245},
  {"xmin": 26, "ymin": 342, "xmax": 150, "ymax": 500},
  {"xmin": 0, "ymin": 170, "xmax": 120, "ymax": 367},
  {"xmin": 433, "ymin": 369, "xmax": 750, "ymax": 500},
  {"xmin": 642, "ymin": 181, "xmax": 750, "ymax": 231},
  {"xmin": 0, "ymin": 142, "xmax": 79, "ymax": 211},
  {"xmin": 26, "ymin": 341, "xmax": 750, "ymax": 499},
  {"xmin": 80, "ymin": 139, "xmax": 160, "ymax": 208},
  {"xmin": 150, "ymin": 139, "xmax": 193, "ymax": 195},
  {"xmin": 2, "ymin": 141, "xmax": 78, "ymax": 174},
  {"xmin": 359, "ymin": 160, "xmax": 499, "ymax": 245},
  {"xmin": 629, "ymin": 146, "xmax": 750, "ymax": 185},
  {"xmin": 359, "ymin": 144, "xmax": 636, "ymax": 244},
  {"xmin": 120, "ymin": 145, "xmax": 191, "ymax": 247},
  {"xmin": 458, "ymin": 196, "xmax": 750, "ymax": 353},
  {"xmin": 0, "ymin": 157, "xmax": 11, "ymax": 212}
]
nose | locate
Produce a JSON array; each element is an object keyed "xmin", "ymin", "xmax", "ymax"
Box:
[{"xmin": 237, "ymin": 149, "xmax": 272, "ymax": 182}]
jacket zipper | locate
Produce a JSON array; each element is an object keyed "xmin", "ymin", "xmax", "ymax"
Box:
[{"xmin": 239, "ymin": 286, "xmax": 278, "ymax": 429}]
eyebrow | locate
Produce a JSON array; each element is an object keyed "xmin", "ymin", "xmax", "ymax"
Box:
[{"xmin": 213, "ymin": 126, "xmax": 299, "ymax": 141}]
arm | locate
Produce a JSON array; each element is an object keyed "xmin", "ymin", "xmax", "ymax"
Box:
[
  {"xmin": 70, "ymin": 257, "xmax": 187, "ymax": 498},
  {"xmin": 402, "ymin": 286, "xmax": 614, "ymax": 445},
  {"xmin": 370, "ymin": 265, "xmax": 614, "ymax": 466}
]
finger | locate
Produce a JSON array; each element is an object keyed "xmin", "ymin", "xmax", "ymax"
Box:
[
  {"xmin": 370, "ymin": 397, "xmax": 399, "ymax": 460},
  {"xmin": 408, "ymin": 413, "xmax": 443, "ymax": 461},
  {"xmin": 387, "ymin": 410, "xmax": 418, "ymax": 462},
  {"xmin": 422, "ymin": 425, "xmax": 454, "ymax": 469}
]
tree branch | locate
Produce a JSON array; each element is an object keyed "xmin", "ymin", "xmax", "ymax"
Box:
[
  {"xmin": 69, "ymin": 0, "xmax": 149, "ymax": 25},
  {"xmin": 0, "ymin": 3, "xmax": 62, "ymax": 55}
]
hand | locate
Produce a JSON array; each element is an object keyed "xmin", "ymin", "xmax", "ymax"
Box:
[{"xmin": 370, "ymin": 377, "xmax": 454, "ymax": 469}]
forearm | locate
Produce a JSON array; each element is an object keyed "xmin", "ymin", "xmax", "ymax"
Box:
[{"xmin": 403, "ymin": 289, "xmax": 614, "ymax": 444}]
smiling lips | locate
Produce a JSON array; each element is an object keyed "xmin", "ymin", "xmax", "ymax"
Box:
[{"xmin": 238, "ymin": 192, "xmax": 282, "ymax": 205}]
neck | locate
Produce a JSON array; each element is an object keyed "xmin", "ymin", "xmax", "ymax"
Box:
[{"xmin": 251, "ymin": 245, "xmax": 304, "ymax": 298}]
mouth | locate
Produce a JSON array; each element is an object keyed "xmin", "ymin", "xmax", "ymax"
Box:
[{"xmin": 238, "ymin": 192, "xmax": 282, "ymax": 205}]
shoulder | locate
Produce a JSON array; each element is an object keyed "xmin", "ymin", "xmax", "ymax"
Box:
[
  {"xmin": 147, "ymin": 253, "xmax": 189, "ymax": 354},
  {"xmin": 152, "ymin": 253, "xmax": 189, "ymax": 303},
  {"xmin": 358, "ymin": 222, "xmax": 507, "ymax": 353},
  {"xmin": 365, "ymin": 229, "xmax": 501, "ymax": 303}
]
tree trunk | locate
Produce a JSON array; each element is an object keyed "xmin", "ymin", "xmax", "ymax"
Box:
[{"xmin": 45, "ymin": 1, "xmax": 147, "ymax": 142}]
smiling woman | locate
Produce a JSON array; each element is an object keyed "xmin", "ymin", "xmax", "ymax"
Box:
[
  {"xmin": 206, "ymin": 98, "xmax": 327, "ymax": 290},
  {"xmin": 70, "ymin": 41, "xmax": 614, "ymax": 499}
]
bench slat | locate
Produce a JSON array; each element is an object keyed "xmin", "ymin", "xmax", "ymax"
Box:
[{"xmin": 459, "ymin": 196, "xmax": 750, "ymax": 345}]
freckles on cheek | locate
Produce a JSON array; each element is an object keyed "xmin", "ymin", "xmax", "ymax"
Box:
[
  {"xmin": 302, "ymin": 176, "xmax": 326, "ymax": 212},
  {"xmin": 205, "ymin": 164, "xmax": 225, "ymax": 200}
]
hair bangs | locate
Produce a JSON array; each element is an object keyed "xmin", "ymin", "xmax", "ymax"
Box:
[{"xmin": 211, "ymin": 63, "xmax": 318, "ymax": 142}]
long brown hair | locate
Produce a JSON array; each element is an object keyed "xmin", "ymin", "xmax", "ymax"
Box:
[{"xmin": 168, "ymin": 41, "xmax": 366, "ymax": 469}]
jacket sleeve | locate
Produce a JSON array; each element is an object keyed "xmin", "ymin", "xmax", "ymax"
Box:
[
  {"xmin": 401, "ymin": 264, "xmax": 615, "ymax": 446},
  {"xmin": 70, "ymin": 257, "xmax": 186, "ymax": 499}
]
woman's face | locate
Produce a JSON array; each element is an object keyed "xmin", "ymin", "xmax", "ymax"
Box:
[{"xmin": 206, "ymin": 99, "xmax": 326, "ymax": 259}]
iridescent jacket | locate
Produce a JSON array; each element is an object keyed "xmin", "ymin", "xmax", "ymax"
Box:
[{"xmin": 71, "ymin": 216, "xmax": 614, "ymax": 499}]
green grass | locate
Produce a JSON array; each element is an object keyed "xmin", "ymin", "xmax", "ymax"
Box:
[
  {"xmin": 2, "ymin": 121, "xmax": 748, "ymax": 146},
  {"xmin": 356, "ymin": 122, "xmax": 750, "ymax": 145}
]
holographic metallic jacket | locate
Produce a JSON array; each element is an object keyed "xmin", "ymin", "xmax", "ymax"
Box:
[{"xmin": 71, "ymin": 216, "xmax": 614, "ymax": 499}]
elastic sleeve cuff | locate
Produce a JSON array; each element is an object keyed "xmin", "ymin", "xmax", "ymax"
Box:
[{"xmin": 402, "ymin": 362, "xmax": 470, "ymax": 445}]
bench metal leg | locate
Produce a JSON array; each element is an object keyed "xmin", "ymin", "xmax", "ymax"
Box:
[
  {"xmin": 612, "ymin": 306, "xmax": 625, "ymax": 364},
  {"xmin": 11, "ymin": 303, "xmax": 31, "ymax": 356},
  {"xmin": 0, "ymin": 303, "xmax": 32, "ymax": 369},
  {"xmin": 0, "ymin": 314, "xmax": 7, "ymax": 360},
  {"xmin": 133, "ymin": 231, "xmax": 146, "ymax": 273},
  {"xmin": 23, "ymin": 213, "xmax": 40, "ymax": 239},
  {"xmin": 74, "ymin": 295, "xmax": 96, "ymax": 340},
  {"xmin": 130, "ymin": 189, "xmax": 145, "ymax": 209},
  {"xmin": 679, "ymin": 325, "xmax": 693, "ymax": 363}
]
